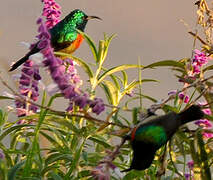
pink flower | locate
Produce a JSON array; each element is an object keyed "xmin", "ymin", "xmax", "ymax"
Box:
[
  {"xmin": 178, "ymin": 92, "xmax": 189, "ymax": 103},
  {"xmin": 168, "ymin": 90, "xmax": 177, "ymax": 96},
  {"xmin": 203, "ymin": 132, "xmax": 213, "ymax": 139},
  {"xmin": 187, "ymin": 160, "xmax": 194, "ymax": 170},
  {"xmin": 192, "ymin": 49, "xmax": 208, "ymax": 67},
  {"xmin": 191, "ymin": 49, "xmax": 208, "ymax": 76},
  {"xmin": 194, "ymin": 119, "xmax": 212, "ymax": 129},
  {"xmin": 195, "ymin": 102, "xmax": 213, "ymax": 139}
]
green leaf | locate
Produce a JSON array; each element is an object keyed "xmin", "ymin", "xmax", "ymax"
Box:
[
  {"xmin": 78, "ymin": 31, "xmax": 98, "ymax": 62},
  {"xmin": 65, "ymin": 140, "xmax": 86, "ymax": 177},
  {"xmin": 101, "ymin": 80, "xmax": 119, "ymax": 105},
  {"xmin": 162, "ymin": 105, "xmax": 178, "ymax": 113},
  {"xmin": 40, "ymin": 131, "xmax": 62, "ymax": 149},
  {"xmin": 144, "ymin": 60, "xmax": 185, "ymax": 69},
  {"xmin": 122, "ymin": 71, "xmax": 128, "ymax": 87},
  {"xmin": 97, "ymin": 64, "xmax": 144, "ymax": 85},
  {"xmin": 124, "ymin": 96, "xmax": 157, "ymax": 109},
  {"xmin": 49, "ymin": 172, "xmax": 63, "ymax": 180},
  {"xmin": 110, "ymin": 74, "xmax": 120, "ymax": 90},
  {"xmin": 97, "ymin": 40, "xmax": 105, "ymax": 64},
  {"xmin": 46, "ymin": 118, "xmax": 80, "ymax": 134},
  {"xmin": 0, "ymin": 109, "xmax": 6, "ymax": 126},
  {"xmin": 41, "ymin": 164, "xmax": 60, "ymax": 176},
  {"xmin": 45, "ymin": 153, "xmax": 72, "ymax": 165},
  {"xmin": 89, "ymin": 136, "xmax": 111, "ymax": 148},
  {"xmin": 132, "ymin": 107, "xmax": 139, "ymax": 124},
  {"xmin": 196, "ymin": 130, "xmax": 212, "ymax": 179},
  {"xmin": 121, "ymin": 79, "xmax": 158, "ymax": 97},
  {"xmin": 8, "ymin": 161, "xmax": 25, "ymax": 180},
  {"xmin": 98, "ymin": 34, "xmax": 116, "ymax": 64},
  {"xmin": 77, "ymin": 170, "xmax": 91, "ymax": 178},
  {"xmin": 0, "ymin": 124, "xmax": 34, "ymax": 141}
]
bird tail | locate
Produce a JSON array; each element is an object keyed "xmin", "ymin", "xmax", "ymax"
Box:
[
  {"xmin": 9, "ymin": 44, "xmax": 40, "ymax": 71},
  {"xmin": 9, "ymin": 55, "xmax": 30, "ymax": 71},
  {"xmin": 179, "ymin": 105, "xmax": 204, "ymax": 124}
]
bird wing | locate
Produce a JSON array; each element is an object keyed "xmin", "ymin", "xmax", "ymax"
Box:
[
  {"xmin": 128, "ymin": 141, "xmax": 156, "ymax": 171},
  {"xmin": 50, "ymin": 25, "xmax": 78, "ymax": 52},
  {"xmin": 133, "ymin": 125, "xmax": 167, "ymax": 147}
]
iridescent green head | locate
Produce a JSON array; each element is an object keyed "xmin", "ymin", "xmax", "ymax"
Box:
[{"xmin": 64, "ymin": 9, "xmax": 102, "ymax": 31}]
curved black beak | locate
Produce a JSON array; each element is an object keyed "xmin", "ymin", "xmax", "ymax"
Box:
[{"xmin": 86, "ymin": 16, "xmax": 102, "ymax": 21}]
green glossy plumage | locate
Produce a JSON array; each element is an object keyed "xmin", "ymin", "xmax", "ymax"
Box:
[
  {"xmin": 134, "ymin": 125, "xmax": 167, "ymax": 147},
  {"xmin": 9, "ymin": 9, "xmax": 101, "ymax": 71},
  {"xmin": 123, "ymin": 105, "xmax": 204, "ymax": 172},
  {"xmin": 49, "ymin": 9, "xmax": 87, "ymax": 51}
]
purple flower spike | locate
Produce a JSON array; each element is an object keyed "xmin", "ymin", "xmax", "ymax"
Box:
[
  {"xmin": 191, "ymin": 49, "xmax": 209, "ymax": 76},
  {"xmin": 88, "ymin": 98, "xmax": 105, "ymax": 115},
  {"xmin": 16, "ymin": 59, "xmax": 41, "ymax": 117},
  {"xmin": 73, "ymin": 95, "xmax": 88, "ymax": 109},
  {"xmin": 41, "ymin": 0, "xmax": 61, "ymax": 29}
]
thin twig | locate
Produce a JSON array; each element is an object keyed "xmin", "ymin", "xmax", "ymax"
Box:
[{"xmin": 188, "ymin": 31, "xmax": 208, "ymax": 45}]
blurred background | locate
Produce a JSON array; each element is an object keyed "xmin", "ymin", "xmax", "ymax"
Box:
[{"xmin": 0, "ymin": 0, "xmax": 200, "ymax": 111}]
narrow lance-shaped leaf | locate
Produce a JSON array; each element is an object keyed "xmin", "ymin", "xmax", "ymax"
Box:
[
  {"xmin": 110, "ymin": 74, "xmax": 120, "ymax": 90},
  {"xmin": 65, "ymin": 139, "xmax": 86, "ymax": 177},
  {"xmin": 122, "ymin": 71, "xmax": 128, "ymax": 87},
  {"xmin": 121, "ymin": 79, "xmax": 158, "ymax": 97},
  {"xmin": 97, "ymin": 40, "xmax": 105, "ymax": 64},
  {"xmin": 144, "ymin": 60, "xmax": 185, "ymax": 69},
  {"xmin": 100, "ymin": 34, "xmax": 116, "ymax": 64},
  {"xmin": 97, "ymin": 64, "xmax": 144, "ymax": 85},
  {"xmin": 101, "ymin": 80, "xmax": 119, "ymax": 106},
  {"xmin": 78, "ymin": 30, "xmax": 98, "ymax": 62},
  {"xmin": 8, "ymin": 161, "xmax": 25, "ymax": 180},
  {"xmin": 124, "ymin": 95, "xmax": 157, "ymax": 109}
]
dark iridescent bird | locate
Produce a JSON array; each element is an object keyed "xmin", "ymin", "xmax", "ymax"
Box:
[
  {"xmin": 9, "ymin": 9, "xmax": 101, "ymax": 71},
  {"xmin": 123, "ymin": 105, "xmax": 204, "ymax": 171}
]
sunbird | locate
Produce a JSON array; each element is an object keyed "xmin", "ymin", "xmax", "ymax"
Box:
[
  {"xmin": 9, "ymin": 9, "xmax": 101, "ymax": 71},
  {"xmin": 123, "ymin": 105, "xmax": 204, "ymax": 171}
]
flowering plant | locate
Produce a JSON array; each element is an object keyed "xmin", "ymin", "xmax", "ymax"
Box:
[{"xmin": 0, "ymin": 0, "xmax": 213, "ymax": 179}]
